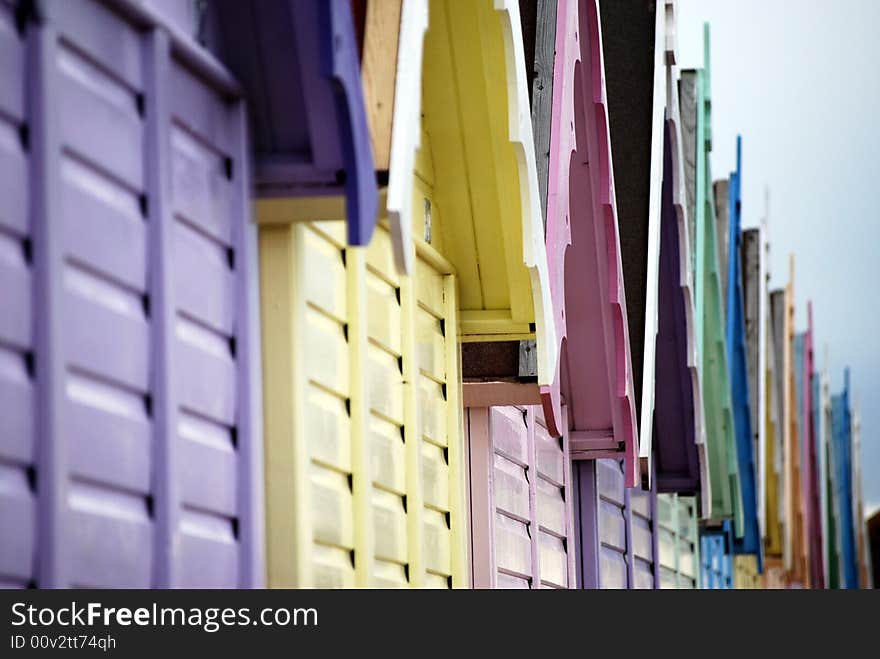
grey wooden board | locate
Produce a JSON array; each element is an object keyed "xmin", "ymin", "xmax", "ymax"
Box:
[
  {"xmin": 742, "ymin": 228, "xmax": 761, "ymax": 463},
  {"xmin": 679, "ymin": 72, "xmax": 698, "ymax": 282},
  {"xmin": 520, "ymin": 0, "xmax": 557, "ymax": 232}
]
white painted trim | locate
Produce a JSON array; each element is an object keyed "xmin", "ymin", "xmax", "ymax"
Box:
[
  {"xmin": 494, "ymin": 0, "xmax": 558, "ymax": 393},
  {"xmin": 386, "ymin": 0, "xmax": 428, "ymax": 275}
]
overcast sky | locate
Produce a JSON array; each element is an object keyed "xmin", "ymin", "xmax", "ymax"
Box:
[{"xmin": 676, "ymin": 0, "xmax": 880, "ymax": 517}]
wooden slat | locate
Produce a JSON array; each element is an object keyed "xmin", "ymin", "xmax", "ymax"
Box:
[{"xmin": 360, "ymin": 0, "xmax": 402, "ymax": 170}]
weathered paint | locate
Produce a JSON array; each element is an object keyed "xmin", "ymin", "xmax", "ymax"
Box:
[
  {"xmin": 764, "ymin": 290, "xmax": 785, "ymax": 559},
  {"xmin": 700, "ymin": 523, "xmax": 733, "ymax": 589},
  {"xmin": 0, "ymin": 0, "xmax": 263, "ymax": 588},
  {"xmin": 576, "ymin": 459, "xmax": 658, "ymax": 589},
  {"xmin": 681, "ymin": 25, "xmax": 740, "ymax": 526},
  {"xmin": 538, "ymin": 0, "xmax": 638, "ymax": 484},
  {"xmin": 803, "ymin": 306, "xmax": 824, "ymax": 587},
  {"xmin": 725, "ymin": 138, "xmax": 762, "ymax": 566},
  {"xmin": 598, "ymin": 0, "xmax": 664, "ymax": 485},
  {"xmin": 652, "ymin": 0, "xmax": 706, "ymax": 501},
  {"xmin": 733, "ymin": 555, "xmax": 761, "ymax": 589},
  {"xmin": 656, "ymin": 494, "xmax": 700, "ymax": 589},
  {"xmin": 211, "ymin": 0, "xmax": 378, "ymax": 247},
  {"xmin": 742, "ymin": 227, "xmax": 764, "ymax": 539},
  {"xmin": 421, "ymin": 0, "xmax": 556, "ymax": 384},
  {"xmin": 466, "ymin": 405, "xmax": 576, "ymax": 588}
]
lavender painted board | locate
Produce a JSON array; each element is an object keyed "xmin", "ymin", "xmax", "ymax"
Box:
[
  {"xmin": 540, "ymin": 0, "xmax": 638, "ymax": 487},
  {"xmin": 576, "ymin": 458, "xmax": 656, "ymax": 588},
  {"xmin": 0, "ymin": 0, "xmax": 35, "ymax": 589},
  {"xmin": 653, "ymin": 122, "xmax": 700, "ymax": 494},
  {"xmin": 0, "ymin": 0, "xmax": 263, "ymax": 588},
  {"xmin": 208, "ymin": 0, "xmax": 377, "ymax": 246},
  {"xmin": 468, "ymin": 405, "xmax": 576, "ymax": 589}
]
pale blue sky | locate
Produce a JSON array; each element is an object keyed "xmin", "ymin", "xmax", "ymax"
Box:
[{"xmin": 677, "ymin": 0, "xmax": 880, "ymax": 516}]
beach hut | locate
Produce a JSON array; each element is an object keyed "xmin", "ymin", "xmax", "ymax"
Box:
[
  {"xmin": 679, "ymin": 25, "xmax": 741, "ymax": 528},
  {"xmin": 725, "ymin": 138, "xmax": 762, "ymax": 567},
  {"xmin": 0, "ymin": 0, "xmax": 264, "ymax": 588},
  {"xmin": 254, "ymin": 0, "xmax": 556, "ymax": 588},
  {"xmin": 763, "ymin": 288, "xmax": 786, "ymax": 586},
  {"xmin": 803, "ymin": 306, "xmax": 824, "ymax": 587},
  {"xmin": 831, "ymin": 369, "xmax": 857, "ymax": 588},
  {"xmin": 466, "ymin": 0, "xmax": 642, "ymax": 589}
]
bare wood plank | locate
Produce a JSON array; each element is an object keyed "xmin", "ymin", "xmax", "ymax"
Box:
[{"xmin": 361, "ymin": 0, "xmax": 402, "ymax": 171}]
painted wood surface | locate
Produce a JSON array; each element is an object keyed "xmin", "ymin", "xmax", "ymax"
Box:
[
  {"xmin": 685, "ymin": 25, "xmax": 740, "ymax": 526},
  {"xmin": 733, "ymin": 555, "xmax": 760, "ymax": 589},
  {"xmin": 212, "ymin": 0, "xmax": 378, "ymax": 247},
  {"xmin": 577, "ymin": 459, "xmax": 658, "ymax": 588},
  {"xmin": 764, "ymin": 290, "xmax": 785, "ymax": 559},
  {"xmin": 783, "ymin": 260, "xmax": 807, "ymax": 585},
  {"xmin": 657, "ymin": 494, "xmax": 699, "ymax": 589},
  {"xmin": 726, "ymin": 138, "xmax": 762, "ymax": 566},
  {"xmin": 700, "ymin": 523, "xmax": 733, "ymax": 589},
  {"xmin": 0, "ymin": 0, "xmax": 263, "ymax": 588},
  {"xmin": 742, "ymin": 227, "xmax": 763, "ymax": 539},
  {"xmin": 653, "ymin": 0, "xmax": 706, "ymax": 505},
  {"xmin": 360, "ymin": 0, "xmax": 402, "ymax": 172},
  {"xmin": 385, "ymin": 0, "xmax": 427, "ymax": 274},
  {"xmin": 803, "ymin": 305, "xmax": 824, "ymax": 587},
  {"xmin": 419, "ymin": 0, "xmax": 557, "ymax": 396},
  {"xmin": 831, "ymin": 369, "xmax": 857, "ymax": 588},
  {"xmin": 538, "ymin": 0, "xmax": 638, "ymax": 485},
  {"xmin": 466, "ymin": 405, "xmax": 576, "ymax": 588},
  {"xmin": 258, "ymin": 217, "xmax": 466, "ymax": 588},
  {"xmin": 598, "ymin": 0, "xmax": 664, "ymax": 484}
]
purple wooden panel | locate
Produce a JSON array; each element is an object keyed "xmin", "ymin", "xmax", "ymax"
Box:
[
  {"xmin": 578, "ymin": 457, "xmax": 658, "ymax": 588},
  {"xmin": 654, "ymin": 122, "xmax": 700, "ymax": 493},
  {"xmin": 540, "ymin": 0, "xmax": 639, "ymax": 487},
  {"xmin": 4, "ymin": 0, "xmax": 263, "ymax": 588},
  {"xmin": 0, "ymin": 1, "xmax": 36, "ymax": 589},
  {"xmin": 209, "ymin": 0, "xmax": 377, "ymax": 246}
]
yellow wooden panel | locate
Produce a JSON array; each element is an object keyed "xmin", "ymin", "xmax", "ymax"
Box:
[
  {"xmin": 372, "ymin": 560, "xmax": 409, "ymax": 589},
  {"xmin": 372, "ymin": 488, "xmax": 408, "ymax": 564},
  {"xmin": 306, "ymin": 385, "xmax": 351, "ymax": 473},
  {"xmin": 369, "ymin": 416, "xmax": 406, "ymax": 495},
  {"xmin": 421, "ymin": 442, "xmax": 450, "ymax": 513},
  {"xmin": 415, "ymin": 257, "xmax": 445, "ymax": 317},
  {"xmin": 423, "ymin": 507, "xmax": 452, "ymax": 578},
  {"xmin": 304, "ymin": 308, "xmax": 349, "ymax": 396},
  {"xmin": 261, "ymin": 198, "xmax": 466, "ymax": 589},
  {"xmin": 418, "ymin": 376, "xmax": 448, "ymax": 447},
  {"xmin": 365, "ymin": 224, "xmax": 401, "ymax": 287},
  {"xmin": 366, "ymin": 344, "xmax": 405, "ymax": 425},
  {"xmin": 303, "ymin": 225, "xmax": 347, "ymax": 321},
  {"xmin": 366, "ymin": 275, "xmax": 403, "ymax": 357},
  {"xmin": 310, "ymin": 464, "xmax": 354, "ymax": 551},
  {"xmin": 312, "ymin": 543, "xmax": 356, "ymax": 589},
  {"xmin": 416, "ymin": 306, "xmax": 446, "ymax": 382}
]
